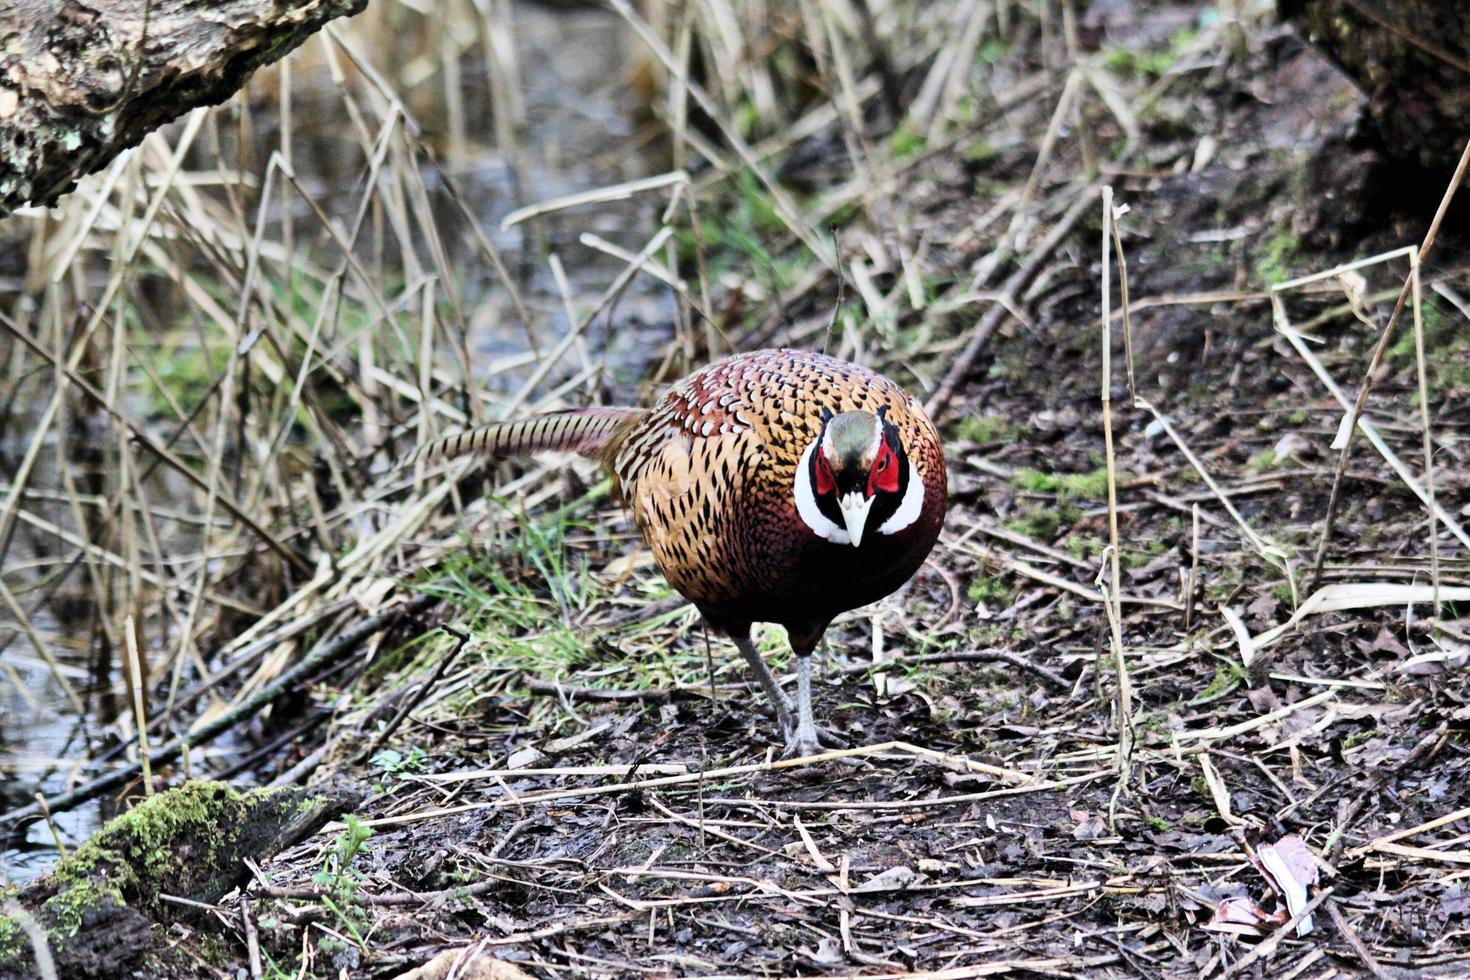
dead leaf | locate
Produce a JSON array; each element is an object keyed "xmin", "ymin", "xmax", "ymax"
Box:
[
  {"xmin": 855, "ymin": 866, "xmax": 921, "ymax": 892},
  {"xmin": 916, "ymin": 858, "xmax": 959, "ymax": 875},
  {"xmin": 543, "ymin": 720, "xmax": 613, "ymax": 754},
  {"xmin": 1271, "ymin": 431, "xmax": 1310, "ymax": 463},
  {"xmin": 1206, "ymin": 896, "xmax": 1270, "ymax": 933},
  {"xmin": 1070, "ymin": 808, "xmax": 1106, "ymax": 840},
  {"xmin": 1246, "ymin": 591, "xmax": 1281, "ymax": 622},
  {"xmin": 506, "ymin": 746, "xmax": 545, "ymax": 769},
  {"xmin": 1246, "ymin": 686, "xmax": 1281, "ymax": 714},
  {"xmin": 391, "ymin": 947, "xmax": 536, "ymax": 980},
  {"xmin": 800, "ymin": 936, "xmax": 845, "ymax": 967},
  {"xmin": 1371, "ymin": 626, "xmax": 1409, "ymax": 658},
  {"xmin": 1255, "ymin": 835, "xmax": 1320, "ymax": 936}
]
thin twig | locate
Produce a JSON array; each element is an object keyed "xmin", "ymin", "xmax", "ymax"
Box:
[
  {"xmin": 359, "ymin": 625, "xmax": 472, "ymax": 762},
  {"xmin": 0, "ymin": 598, "xmax": 432, "ymax": 828},
  {"xmin": 834, "ymin": 648, "xmax": 1070, "ymax": 690}
]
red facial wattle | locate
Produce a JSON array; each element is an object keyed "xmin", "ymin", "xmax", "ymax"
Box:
[
  {"xmin": 868, "ymin": 441, "xmax": 900, "ymax": 496},
  {"xmin": 814, "ymin": 451, "xmax": 837, "ymax": 497}
]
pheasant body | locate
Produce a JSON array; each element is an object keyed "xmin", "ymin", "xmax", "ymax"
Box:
[
  {"xmin": 606, "ymin": 350, "xmax": 946, "ymax": 635},
  {"xmin": 408, "ymin": 348, "xmax": 948, "ymax": 755}
]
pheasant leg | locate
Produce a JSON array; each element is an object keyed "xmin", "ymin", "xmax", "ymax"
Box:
[
  {"xmin": 789, "ymin": 655, "xmax": 822, "ymax": 757},
  {"xmin": 733, "ymin": 632, "xmax": 795, "ymax": 733},
  {"xmin": 786, "ymin": 655, "xmax": 848, "ymax": 757}
]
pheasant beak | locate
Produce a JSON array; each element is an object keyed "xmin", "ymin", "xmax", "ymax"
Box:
[{"xmin": 838, "ymin": 491, "xmax": 874, "ymax": 548}]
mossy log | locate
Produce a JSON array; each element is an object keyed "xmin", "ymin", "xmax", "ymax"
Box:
[
  {"xmin": 0, "ymin": 0, "xmax": 366, "ymax": 220},
  {"xmin": 1280, "ymin": 0, "xmax": 1470, "ymax": 171},
  {"xmin": 0, "ymin": 780, "xmax": 361, "ymax": 979}
]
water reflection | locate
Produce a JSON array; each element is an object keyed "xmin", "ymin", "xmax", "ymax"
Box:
[{"xmin": 0, "ymin": 0, "xmax": 669, "ymax": 880}]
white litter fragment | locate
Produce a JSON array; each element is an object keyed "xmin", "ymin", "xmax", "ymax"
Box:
[
  {"xmin": 1257, "ymin": 836, "xmax": 1320, "ymax": 937},
  {"xmin": 1330, "ymin": 410, "xmax": 1354, "ymax": 450}
]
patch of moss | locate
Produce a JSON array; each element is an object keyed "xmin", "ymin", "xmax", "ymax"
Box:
[
  {"xmin": 1, "ymin": 784, "xmax": 246, "ymax": 973},
  {"xmin": 978, "ymin": 37, "xmax": 1008, "ymax": 64},
  {"xmin": 952, "ymin": 412, "xmax": 1016, "ymax": 444},
  {"xmin": 960, "ymin": 139, "xmax": 999, "ymax": 165},
  {"xmin": 1066, "ymin": 535, "xmax": 1101, "ymax": 561},
  {"xmin": 0, "ymin": 906, "xmax": 22, "ymax": 960},
  {"xmin": 48, "ymin": 782, "xmax": 246, "ymax": 920},
  {"xmin": 1246, "ymin": 449, "xmax": 1276, "ymax": 471},
  {"xmin": 1102, "ymin": 28, "xmax": 1197, "ymax": 78},
  {"xmin": 1121, "ymin": 541, "xmax": 1164, "ymax": 569},
  {"xmin": 1190, "ymin": 661, "xmax": 1245, "ymax": 706},
  {"xmin": 888, "ymin": 123, "xmax": 927, "ymax": 159},
  {"xmin": 966, "ymin": 577, "xmax": 1013, "ymax": 608},
  {"xmin": 33, "ymin": 781, "xmax": 323, "ymax": 948},
  {"xmin": 1259, "ymin": 232, "xmax": 1301, "ymax": 286},
  {"xmin": 146, "ymin": 339, "xmax": 231, "ymax": 416},
  {"xmin": 1387, "ymin": 299, "xmax": 1470, "ymax": 394},
  {"xmin": 38, "ymin": 875, "xmax": 128, "ymax": 938},
  {"xmin": 1006, "ymin": 503, "xmax": 1063, "ymax": 542},
  {"xmin": 1012, "ymin": 466, "xmax": 1112, "ymax": 501}
]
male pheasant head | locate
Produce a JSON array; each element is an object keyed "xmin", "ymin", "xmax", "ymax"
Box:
[{"xmin": 794, "ymin": 405, "xmax": 925, "ymax": 547}]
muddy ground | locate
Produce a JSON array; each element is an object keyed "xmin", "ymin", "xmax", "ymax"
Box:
[
  {"xmin": 5, "ymin": 1, "xmax": 1470, "ymax": 978},
  {"xmin": 219, "ymin": 24, "xmax": 1470, "ymax": 978}
]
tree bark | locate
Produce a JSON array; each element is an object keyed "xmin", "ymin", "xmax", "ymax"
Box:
[
  {"xmin": 0, "ymin": 0, "xmax": 366, "ymax": 220},
  {"xmin": 1280, "ymin": 0, "xmax": 1470, "ymax": 171}
]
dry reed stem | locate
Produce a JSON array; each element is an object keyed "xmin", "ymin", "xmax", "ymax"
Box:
[
  {"xmin": 606, "ymin": 0, "xmax": 838, "ymax": 272},
  {"xmin": 124, "ymin": 615, "xmax": 155, "ymax": 797},
  {"xmin": 1134, "ymin": 395, "xmax": 1296, "ymax": 600},
  {"xmin": 1272, "ymin": 312, "xmax": 1469, "ymax": 550},
  {"xmin": 1407, "ymin": 251, "xmax": 1440, "ymax": 614},
  {"xmin": 1098, "ymin": 190, "xmax": 1133, "ymax": 828},
  {"xmin": 1303, "ymin": 136, "xmax": 1470, "ymax": 591},
  {"xmin": 336, "ymin": 739, "xmax": 1059, "ymax": 832}
]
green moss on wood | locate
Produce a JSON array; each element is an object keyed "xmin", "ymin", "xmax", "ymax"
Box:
[{"xmin": 1, "ymin": 780, "xmax": 355, "ymax": 977}]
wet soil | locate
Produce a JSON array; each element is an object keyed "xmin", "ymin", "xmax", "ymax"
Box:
[{"xmin": 6, "ymin": 2, "xmax": 1470, "ymax": 978}]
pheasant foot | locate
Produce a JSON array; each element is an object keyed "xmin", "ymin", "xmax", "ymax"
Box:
[{"xmin": 781, "ymin": 717, "xmax": 849, "ymax": 758}]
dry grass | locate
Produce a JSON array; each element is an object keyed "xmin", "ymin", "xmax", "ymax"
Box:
[{"xmin": 1, "ymin": 0, "xmax": 1468, "ymax": 976}]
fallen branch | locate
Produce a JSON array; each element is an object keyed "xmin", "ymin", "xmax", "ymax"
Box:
[
  {"xmin": 0, "ymin": 0, "xmax": 365, "ymax": 218},
  {"xmin": 0, "ymin": 781, "xmax": 360, "ymax": 978},
  {"xmin": 1, "ymin": 596, "xmax": 434, "ymax": 830}
]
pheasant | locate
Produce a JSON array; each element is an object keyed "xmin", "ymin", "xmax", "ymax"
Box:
[{"xmin": 405, "ymin": 348, "xmax": 947, "ymax": 756}]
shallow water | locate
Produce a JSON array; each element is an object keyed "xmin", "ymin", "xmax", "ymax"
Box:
[{"xmin": 0, "ymin": 0, "xmax": 668, "ymax": 881}]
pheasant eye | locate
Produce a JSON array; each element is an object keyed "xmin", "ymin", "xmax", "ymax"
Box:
[{"xmin": 868, "ymin": 442, "xmax": 901, "ymax": 495}]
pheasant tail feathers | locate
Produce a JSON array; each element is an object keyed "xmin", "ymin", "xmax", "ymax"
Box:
[{"xmin": 399, "ymin": 408, "xmax": 643, "ymax": 469}]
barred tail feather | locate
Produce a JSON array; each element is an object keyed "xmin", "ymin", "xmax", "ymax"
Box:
[{"xmin": 398, "ymin": 408, "xmax": 642, "ymax": 469}]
